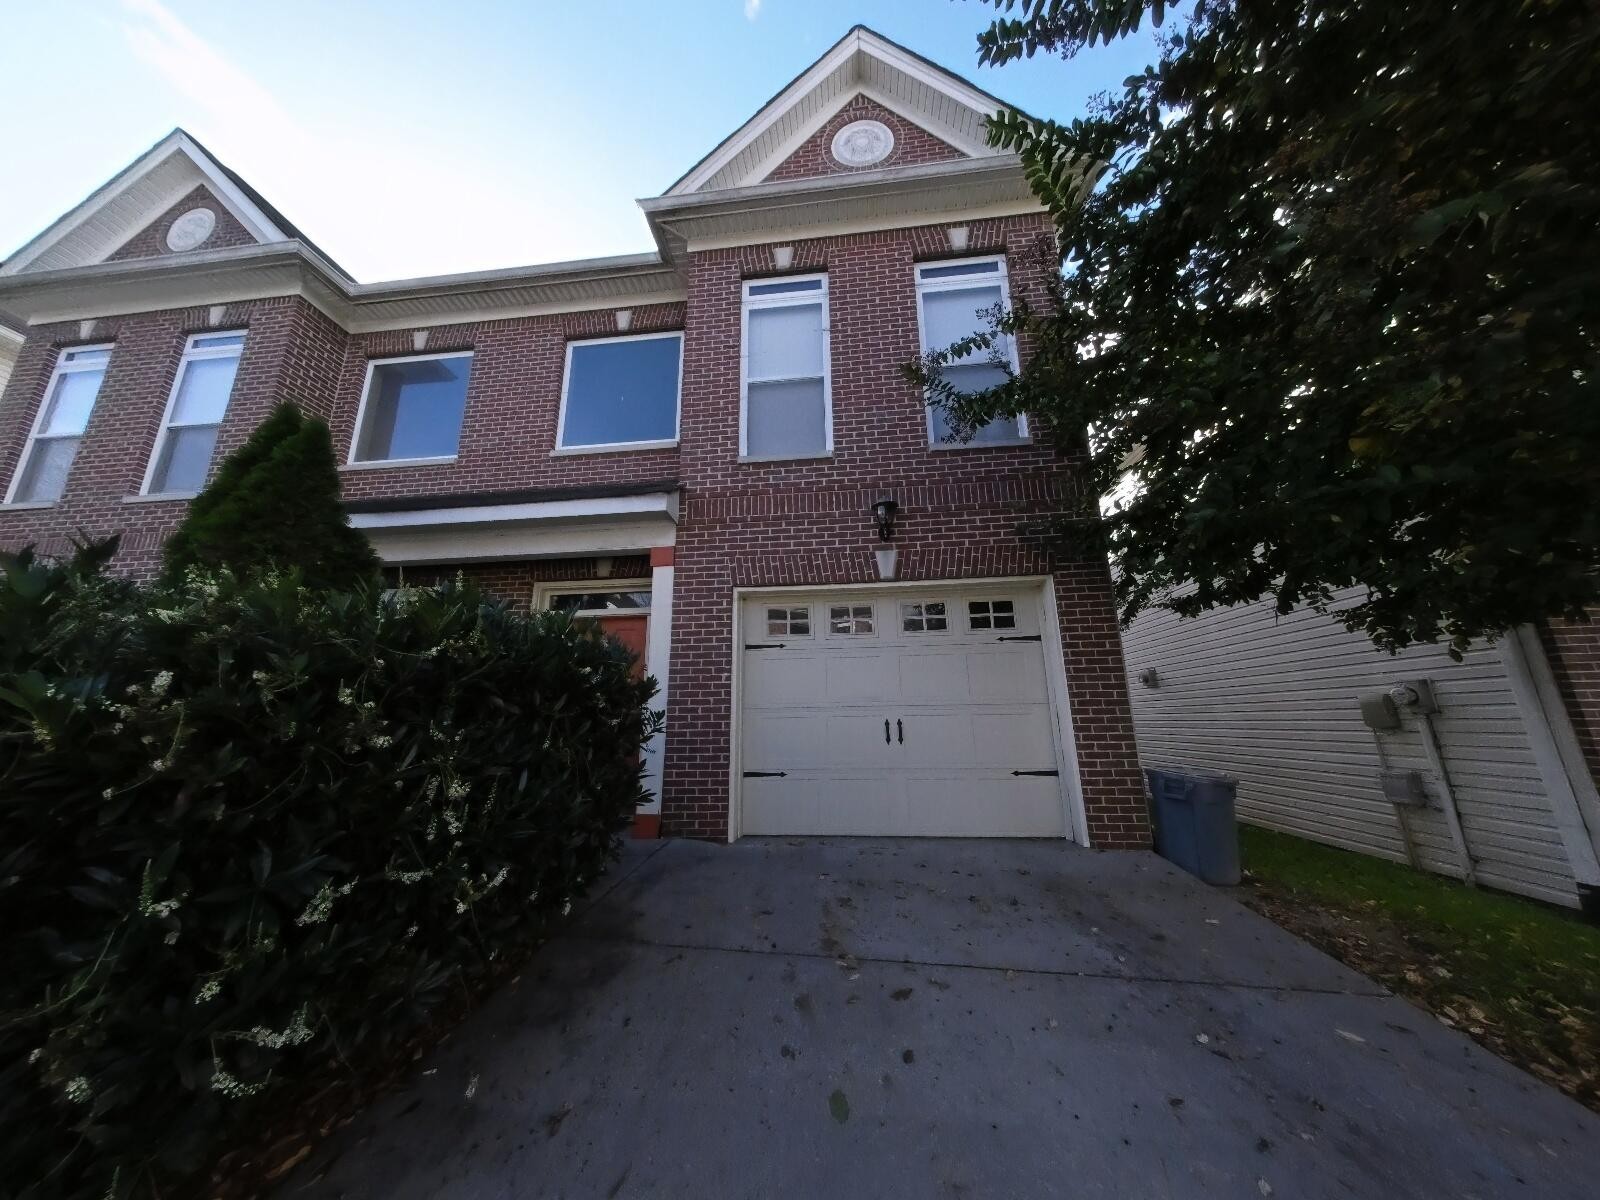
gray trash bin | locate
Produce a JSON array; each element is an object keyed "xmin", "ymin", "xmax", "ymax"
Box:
[{"xmin": 1145, "ymin": 767, "xmax": 1241, "ymax": 885}]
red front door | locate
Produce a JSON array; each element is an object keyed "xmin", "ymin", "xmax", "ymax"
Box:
[{"xmin": 596, "ymin": 613, "xmax": 657, "ymax": 837}]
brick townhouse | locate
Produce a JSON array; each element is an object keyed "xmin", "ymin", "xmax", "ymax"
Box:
[{"xmin": 0, "ymin": 27, "xmax": 1158, "ymax": 845}]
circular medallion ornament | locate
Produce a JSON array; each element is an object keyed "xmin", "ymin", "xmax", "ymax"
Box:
[
  {"xmin": 830, "ymin": 119, "xmax": 895, "ymax": 167},
  {"xmin": 165, "ymin": 207, "xmax": 217, "ymax": 252}
]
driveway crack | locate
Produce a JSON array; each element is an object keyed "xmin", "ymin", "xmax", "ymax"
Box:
[{"xmin": 561, "ymin": 930, "xmax": 1390, "ymax": 998}]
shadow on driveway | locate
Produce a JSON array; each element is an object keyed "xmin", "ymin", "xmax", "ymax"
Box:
[{"xmin": 283, "ymin": 838, "xmax": 1600, "ymax": 1199}]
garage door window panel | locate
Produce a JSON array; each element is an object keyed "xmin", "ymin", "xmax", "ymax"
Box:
[
  {"xmin": 829, "ymin": 604, "xmax": 875, "ymax": 635},
  {"xmin": 902, "ymin": 601, "xmax": 949, "ymax": 633},
  {"xmin": 968, "ymin": 599, "xmax": 1016, "ymax": 630},
  {"xmin": 741, "ymin": 275, "xmax": 831, "ymax": 460},
  {"xmin": 766, "ymin": 606, "xmax": 812, "ymax": 637}
]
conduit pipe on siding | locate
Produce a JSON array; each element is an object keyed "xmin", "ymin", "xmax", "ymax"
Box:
[{"xmin": 1403, "ymin": 692, "xmax": 1477, "ymax": 888}]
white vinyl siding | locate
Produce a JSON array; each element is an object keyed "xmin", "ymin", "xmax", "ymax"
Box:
[
  {"xmin": 6, "ymin": 344, "xmax": 111, "ymax": 504},
  {"xmin": 143, "ymin": 332, "xmax": 244, "ymax": 496},
  {"xmin": 740, "ymin": 275, "xmax": 831, "ymax": 459},
  {"xmin": 914, "ymin": 256, "xmax": 1027, "ymax": 447},
  {"xmin": 1122, "ymin": 588, "xmax": 1585, "ymax": 907}
]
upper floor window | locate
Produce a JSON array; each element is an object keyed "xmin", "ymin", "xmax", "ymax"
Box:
[
  {"xmin": 143, "ymin": 332, "xmax": 245, "ymax": 496},
  {"xmin": 915, "ymin": 257, "xmax": 1027, "ymax": 447},
  {"xmin": 351, "ymin": 351, "xmax": 473, "ymax": 465},
  {"xmin": 6, "ymin": 344, "xmax": 112, "ymax": 505},
  {"xmin": 741, "ymin": 275, "xmax": 830, "ymax": 460},
  {"xmin": 557, "ymin": 332, "xmax": 682, "ymax": 452}
]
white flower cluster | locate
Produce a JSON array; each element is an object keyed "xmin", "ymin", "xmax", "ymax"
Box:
[
  {"xmin": 295, "ymin": 879, "xmax": 355, "ymax": 927},
  {"xmin": 137, "ymin": 860, "xmax": 183, "ymax": 919},
  {"xmin": 195, "ymin": 978, "xmax": 222, "ymax": 1004},
  {"xmin": 64, "ymin": 1076, "xmax": 92, "ymax": 1104},
  {"xmin": 210, "ymin": 1063, "xmax": 268, "ymax": 1098},
  {"xmin": 384, "ymin": 866, "xmax": 432, "ymax": 885},
  {"xmin": 241, "ymin": 1004, "xmax": 315, "ymax": 1050}
]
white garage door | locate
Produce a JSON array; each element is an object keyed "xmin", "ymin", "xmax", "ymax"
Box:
[{"xmin": 737, "ymin": 585, "xmax": 1070, "ymax": 837}]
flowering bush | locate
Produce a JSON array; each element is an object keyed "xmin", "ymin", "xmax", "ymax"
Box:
[{"xmin": 0, "ymin": 543, "xmax": 660, "ymax": 1199}]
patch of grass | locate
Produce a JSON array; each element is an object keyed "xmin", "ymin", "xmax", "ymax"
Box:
[{"xmin": 1239, "ymin": 824, "xmax": 1600, "ymax": 1109}]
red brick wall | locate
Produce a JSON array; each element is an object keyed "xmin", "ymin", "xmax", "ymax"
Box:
[
  {"xmin": 1541, "ymin": 610, "xmax": 1600, "ymax": 787},
  {"xmin": 107, "ymin": 185, "xmax": 259, "ymax": 263},
  {"xmin": 0, "ymin": 296, "xmax": 346, "ymax": 579},
  {"xmin": 333, "ymin": 304, "xmax": 685, "ymax": 505},
  {"xmin": 764, "ymin": 95, "xmax": 966, "ymax": 184},
  {"xmin": 661, "ymin": 213, "xmax": 1148, "ymax": 846}
]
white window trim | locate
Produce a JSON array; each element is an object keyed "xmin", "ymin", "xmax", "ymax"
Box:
[
  {"xmin": 4, "ymin": 343, "xmax": 114, "ymax": 506},
  {"xmin": 554, "ymin": 330, "xmax": 683, "ymax": 454},
  {"xmin": 913, "ymin": 254, "xmax": 1030, "ymax": 449},
  {"xmin": 739, "ymin": 273, "xmax": 833, "ymax": 461},
  {"xmin": 534, "ymin": 579, "xmax": 654, "ymax": 618},
  {"xmin": 140, "ymin": 332, "xmax": 247, "ymax": 497},
  {"xmin": 347, "ymin": 349, "xmax": 474, "ymax": 467}
]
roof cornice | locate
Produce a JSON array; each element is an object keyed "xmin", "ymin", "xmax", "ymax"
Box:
[{"xmin": 0, "ymin": 241, "xmax": 686, "ymax": 333}]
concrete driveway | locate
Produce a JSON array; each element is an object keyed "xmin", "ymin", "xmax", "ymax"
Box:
[{"xmin": 286, "ymin": 838, "xmax": 1600, "ymax": 1199}]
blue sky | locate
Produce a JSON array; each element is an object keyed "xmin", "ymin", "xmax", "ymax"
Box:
[{"xmin": 0, "ymin": 1, "xmax": 1165, "ymax": 282}]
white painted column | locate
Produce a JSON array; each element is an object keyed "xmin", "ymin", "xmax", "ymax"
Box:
[{"xmin": 638, "ymin": 547, "xmax": 674, "ymax": 822}]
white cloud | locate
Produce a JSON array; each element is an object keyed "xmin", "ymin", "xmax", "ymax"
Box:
[{"xmin": 744, "ymin": 0, "xmax": 762, "ymax": 21}]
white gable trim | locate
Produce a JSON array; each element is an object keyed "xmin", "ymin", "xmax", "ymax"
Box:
[
  {"xmin": 0, "ymin": 131, "xmax": 286, "ymax": 278},
  {"xmin": 668, "ymin": 27, "xmax": 1007, "ymax": 197}
]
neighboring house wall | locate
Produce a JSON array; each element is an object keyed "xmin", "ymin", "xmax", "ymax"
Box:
[{"xmin": 1123, "ymin": 590, "xmax": 1600, "ymax": 907}]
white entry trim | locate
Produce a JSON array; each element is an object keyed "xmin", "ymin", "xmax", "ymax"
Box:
[{"xmin": 727, "ymin": 576, "xmax": 1088, "ymax": 845}]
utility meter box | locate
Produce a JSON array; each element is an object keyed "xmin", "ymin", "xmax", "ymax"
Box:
[
  {"xmin": 1380, "ymin": 769, "xmax": 1429, "ymax": 807},
  {"xmin": 1360, "ymin": 692, "xmax": 1402, "ymax": 731}
]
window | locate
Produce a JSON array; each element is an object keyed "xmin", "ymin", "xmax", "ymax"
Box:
[
  {"xmin": 967, "ymin": 599, "xmax": 1016, "ymax": 630},
  {"xmin": 901, "ymin": 601, "xmax": 949, "ymax": 633},
  {"xmin": 741, "ymin": 275, "xmax": 830, "ymax": 459},
  {"xmin": 6, "ymin": 344, "xmax": 112, "ymax": 504},
  {"xmin": 547, "ymin": 589, "xmax": 653, "ymax": 614},
  {"xmin": 915, "ymin": 257, "xmax": 1027, "ymax": 447},
  {"xmin": 143, "ymin": 333, "xmax": 245, "ymax": 495},
  {"xmin": 351, "ymin": 352, "xmax": 472, "ymax": 464},
  {"xmin": 766, "ymin": 606, "xmax": 811, "ymax": 637},
  {"xmin": 829, "ymin": 604, "xmax": 874, "ymax": 635},
  {"xmin": 558, "ymin": 333, "xmax": 682, "ymax": 451}
]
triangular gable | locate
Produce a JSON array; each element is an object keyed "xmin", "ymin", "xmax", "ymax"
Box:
[
  {"xmin": 105, "ymin": 183, "xmax": 263, "ymax": 264},
  {"xmin": 762, "ymin": 94, "xmax": 965, "ymax": 185},
  {"xmin": 665, "ymin": 26, "xmax": 1014, "ymax": 196},
  {"xmin": 0, "ymin": 130, "xmax": 289, "ymax": 277}
]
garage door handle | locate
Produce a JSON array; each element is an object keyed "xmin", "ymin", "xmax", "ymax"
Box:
[
  {"xmin": 746, "ymin": 642, "xmax": 787, "ymax": 650},
  {"xmin": 744, "ymin": 770, "xmax": 788, "ymax": 778},
  {"xmin": 996, "ymin": 635, "xmax": 1042, "ymax": 643},
  {"xmin": 1011, "ymin": 769, "xmax": 1059, "ymax": 777},
  {"xmin": 884, "ymin": 719, "xmax": 891, "ymax": 744},
  {"xmin": 897, "ymin": 718, "xmax": 904, "ymax": 744}
]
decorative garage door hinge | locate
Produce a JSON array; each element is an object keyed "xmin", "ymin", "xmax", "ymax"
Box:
[
  {"xmin": 996, "ymin": 634, "xmax": 1043, "ymax": 642},
  {"xmin": 1011, "ymin": 769, "xmax": 1060, "ymax": 777},
  {"xmin": 743, "ymin": 770, "xmax": 789, "ymax": 778},
  {"xmin": 745, "ymin": 643, "xmax": 787, "ymax": 650}
]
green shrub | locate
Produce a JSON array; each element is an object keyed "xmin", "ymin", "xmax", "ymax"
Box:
[
  {"xmin": 161, "ymin": 404, "xmax": 380, "ymax": 593},
  {"xmin": 0, "ymin": 544, "xmax": 659, "ymax": 1199}
]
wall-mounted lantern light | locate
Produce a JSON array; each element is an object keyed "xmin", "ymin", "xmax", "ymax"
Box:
[
  {"xmin": 872, "ymin": 496, "xmax": 899, "ymax": 541},
  {"xmin": 872, "ymin": 496, "xmax": 900, "ymax": 580}
]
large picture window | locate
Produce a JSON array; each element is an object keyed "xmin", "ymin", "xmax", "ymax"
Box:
[
  {"xmin": 914, "ymin": 257, "xmax": 1027, "ymax": 447},
  {"xmin": 740, "ymin": 275, "xmax": 830, "ymax": 460},
  {"xmin": 6, "ymin": 344, "xmax": 112, "ymax": 504},
  {"xmin": 143, "ymin": 332, "xmax": 245, "ymax": 495},
  {"xmin": 557, "ymin": 332, "xmax": 682, "ymax": 451},
  {"xmin": 351, "ymin": 352, "xmax": 473, "ymax": 465}
]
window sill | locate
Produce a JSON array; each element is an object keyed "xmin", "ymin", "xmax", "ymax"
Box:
[
  {"xmin": 0, "ymin": 500, "xmax": 56, "ymax": 511},
  {"xmin": 550, "ymin": 440, "xmax": 678, "ymax": 457},
  {"xmin": 928, "ymin": 438, "xmax": 1034, "ymax": 452},
  {"xmin": 124, "ymin": 491, "xmax": 198, "ymax": 504},
  {"xmin": 737, "ymin": 452, "xmax": 834, "ymax": 465},
  {"xmin": 341, "ymin": 456, "xmax": 458, "ymax": 472}
]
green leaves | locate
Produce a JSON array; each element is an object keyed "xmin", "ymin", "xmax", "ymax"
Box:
[
  {"xmin": 960, "ymin": 0, "xmax": 1600, "ymax": 653},
  {"xmin": 0, "ymin": 552, "xmax": 658, "ymax": 1199}
]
